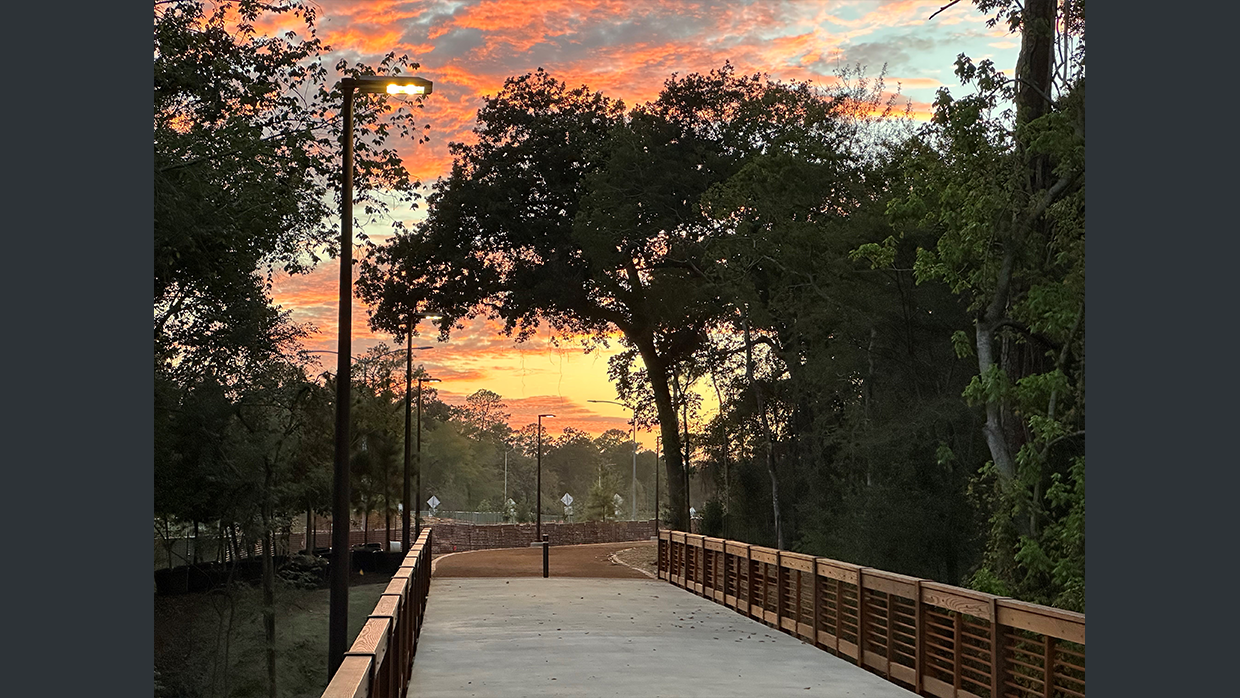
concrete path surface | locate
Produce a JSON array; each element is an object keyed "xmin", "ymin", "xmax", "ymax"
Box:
[{"xmin": 406, "ymin": 577, "xmax": 917, "ymax": 697}]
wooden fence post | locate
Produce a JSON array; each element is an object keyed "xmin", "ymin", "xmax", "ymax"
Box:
[{"xmin": 990, "ymin": 596, "xmax": 1001, "ymax": 698}]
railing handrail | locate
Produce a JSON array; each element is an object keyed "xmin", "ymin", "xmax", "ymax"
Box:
[
  {"xmin": 658, "ymin": 529, "xmax": 1084, "ymax": 698},
  {"xmin": 321, "ymin": 527, "xmax": 433, "ymax": 698}
]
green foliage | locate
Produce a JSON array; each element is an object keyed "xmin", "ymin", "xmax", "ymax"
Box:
[
  {"xmin": 879, "ymin": 1, "xmax": 1087, "ymax": 609},
  {"xmin": 155, "ymin": 0, "xmax": 429, "ymax": 383},
  {"xmin": 582, "ymin": 480, "xmax": 619, "ymax": 522},
  {"xmin": 967, "ymin": 456, "xmax": 1084, "ymax": 611},
  {"xmin": 362, "ymin": 64, "xmax": 886, "ymax": 531},
  {"xmin": 276, "ymin": 554, "xmax": 329, "ymax": 590},
  {"xmin": 698, "ymin": 499, "xmax": 725, "ymax": 538},
  {"xmin": 451, "ymin": 390, "xmax": 513, "ymax": 444},
  {"xmin": 154, "ymin": 0, "xmax": 430, "ymax": 556}
]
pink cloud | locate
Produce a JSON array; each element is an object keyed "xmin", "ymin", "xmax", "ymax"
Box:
[{"xmin": 256, "ymin": 0, "xmax": 1016, "ymax": 437}]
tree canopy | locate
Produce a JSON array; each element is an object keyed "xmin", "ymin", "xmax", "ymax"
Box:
[{"xmin": 155, "ymin": 0, "xmax": 429, "ymax": 382}]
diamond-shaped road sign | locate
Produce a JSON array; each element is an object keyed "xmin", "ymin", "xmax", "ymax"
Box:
[
  {"xmin": 561, "ymin": 493, "xmax": 573, "ymax": 506},
  {"xmin": 427, "ymin": 495, "xmax": 441, "ymax": 509}
]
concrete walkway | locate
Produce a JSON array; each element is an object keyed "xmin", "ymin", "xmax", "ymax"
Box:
[{"xmin": 406, "ymin": 577, "xmax": 917, "ymax": 697}]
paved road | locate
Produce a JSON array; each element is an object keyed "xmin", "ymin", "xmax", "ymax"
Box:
[{"xmin": 408, "ymin": 549, "xmax": 917, "ymax": 697}]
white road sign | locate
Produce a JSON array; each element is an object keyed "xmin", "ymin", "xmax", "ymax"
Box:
[
  {"xmin": 428, "ymin": 495, "xmax": 441, "ymax": 509},
  {"xmin": 561, "ymin": 493, "xmax": 574, "ymax": 506}
]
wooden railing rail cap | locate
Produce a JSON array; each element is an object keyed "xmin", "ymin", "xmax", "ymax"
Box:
[
  {"xmin": 814, "ymin": 558, "xmax": 863, "ymax": 584},
  {"xmin": 346, "ymin": 617, "xmax": 392, "ymax": 659},
  {"xmin": 779, "ymin": 551, "xmax": 815, "ymax": 572},
  {"xmin": 920, "ymin": 580, "xmax": 998, "ymax": 603},
  {"xmin": 321, "ymin": 655, "xmax": 372, "ymax": 698},
  {"xmin": 861, "ymin": 569, "xmax": 919, "ymax": 597},
  {"xmin": 995, "ymin": 598, "xmax": 1086, "ymax": 644},
  {"xmin": 398, "ymin": 546, "xmax": 423, "ymax": 566},
  {"xmin": 750, "ymin": 547, "xmax": 779, "ymax": 564},
  {"xmin": 919, "ymin": 583, "xmax": 996, "ymax": 621},
  {"xmin": 815, "ymin": 557, "xmax": 864, "ymax": 572},
  {"xmin": 382, "ymin": 577, "xmax": 409, "ymax": 597},
  {"xmin": 995, "ymin": 596, "xmax": 1086, "ymax": 623},
  {"xmin": 861, "ymin": 567, "xmax": 921, "ymax": 584},
  {"xmin": 370, "ymin": 595, "xmax": 401, "ymax": 619}
]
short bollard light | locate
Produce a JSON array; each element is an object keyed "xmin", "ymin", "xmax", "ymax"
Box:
[{"xmin": 542, "ymin": 534, "xmax": 550, "ymax": 578}]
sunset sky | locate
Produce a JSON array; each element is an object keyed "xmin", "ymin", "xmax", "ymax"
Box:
[{"xmin": 268, "ymin": 0, "xmax": 1021, "ymax": 444}]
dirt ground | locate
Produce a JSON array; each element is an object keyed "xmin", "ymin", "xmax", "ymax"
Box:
[{"xmin": 433, "ymin": 540, "xmax": 658, "ymax": 578}]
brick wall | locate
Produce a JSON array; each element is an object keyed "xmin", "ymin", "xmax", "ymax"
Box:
[
  {"xmin": 426, "ymin": 519, "xmax": 657, "ymax": 554},
  {"xmin": 160, "ymin": 520, "xmax": 658, "ymax": 567}
]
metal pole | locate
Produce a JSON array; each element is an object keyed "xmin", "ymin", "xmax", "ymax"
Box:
[
  {"xmin": 542, "ymin": 533, "xmax": 549, "ymax": 578},
  {"xmin": 402, "ymin": 325, "xmax": 412, "ymax": 552},
  {"xmin": 683, "ymin": 400, "xmax": 691, "ymax": 530},
  {"xmin": 416, "ymin": 378, "xmax": 423, "ymax": 537},
  {"xmin": 503, "ymin": 449, "xmax": 509, "ymax": 514},
  {"xmin": 536, "ymin": 417, "xmax": 543, "ymax": 542},
  {"xmin": 631, "ymin": 412, "xmax": 637, "ymax": 521},
  {"xmin": 328, "ymin": 79, "xmax": 355, "ymax": 678},
  {"xmin": 655, "ymin": 436, "xmax": 660, "ymax": 532}
]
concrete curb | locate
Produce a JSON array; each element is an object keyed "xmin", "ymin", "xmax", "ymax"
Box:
[{"xmin": 607, "ymin": 547, "xmax": 658, "ymax": 579}]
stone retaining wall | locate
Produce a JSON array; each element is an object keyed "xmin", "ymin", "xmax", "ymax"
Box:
[{"xmin": 427, "ymin": 519, "xmax": 656, "ymax": 554}]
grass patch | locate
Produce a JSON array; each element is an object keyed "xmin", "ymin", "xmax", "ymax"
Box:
[
  {"xmin": 155, "ymin": 576, "xmax": 391, "ymax": 698},
  {"xmin": 612, "ymin": 540, "xmax": 658, "ymax": 576}
]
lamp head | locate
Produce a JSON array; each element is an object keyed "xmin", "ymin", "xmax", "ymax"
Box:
[{"xmin": 346, "ymin": 75, "xmax": 434, "ymax": 95}]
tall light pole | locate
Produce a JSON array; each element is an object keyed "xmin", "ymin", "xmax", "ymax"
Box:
[
  {"xmin": 503, "ymin": 447, "xmax": 511, "ymax": 519},
  {"xmin": 329, "ymin": 73, "xmax": 432, "ymax": 677},
  {"xmin": 536, "ymin": 414, "xmax": 555, "ymax": 541},
  {"xmin": 655, "ymin": 435, "xmax": 661, "ymax": 532},
  {"xmin": 588, "ymin": 400, "xmax": 638, "ymax": 521},
  {"xmin": 402, "ymin": 316, "xmax": 440, "ymax": 553},
  {"xmin": 415, "ymin": 376, "xmax": 441, "ymax": 537}
]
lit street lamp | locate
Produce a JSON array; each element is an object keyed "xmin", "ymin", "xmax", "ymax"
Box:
[
  {"xmin": 588, "ymin": 399, "xmax": 638, "ymax": 521},
  {"xmin": 536, "ymin": 414, "xmax": 555, "ymax": 541},
  {"xmin": 329, "ymin": 72, "xmax": 432, "ymax": 677}
]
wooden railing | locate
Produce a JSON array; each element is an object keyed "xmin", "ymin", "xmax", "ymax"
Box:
[
  {"xmin": 658, "ymin": 530, "xmax": 1085, "ymax": 698},
  {"xmin": 322, "ymin": 527, "xmax": 433, "ymax": 698}
]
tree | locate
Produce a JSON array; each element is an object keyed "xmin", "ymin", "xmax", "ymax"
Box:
[
  {"xmin": 154, "ymin": 2, "xmax": 436, "ymax": 692},
  {"xmin": 360, "ymin": 65, "xmax": 879, "ymax": 532},
  {"xmin": 227, "ymin": 361, "xmax": 322, "ymax": 698},
  {"xmin": 872, "ymin": 0, "xmax": 1086, "ymax": 608},
  {"xmin": 155, "ymin": 0, "xmax": 429, "ymax": 384},
  {"xmin": 349, "ymin": 347, "xmax": 405, "ymax": 544},
  {"xmin": 451, "ymin": 389, "xmax": 513, "ymax": 444}
]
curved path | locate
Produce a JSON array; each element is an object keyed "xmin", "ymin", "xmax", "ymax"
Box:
[
  {"xmin": 433, "ymin": 540, "xmax": 653, "ymax": 578},
  {"xmin": 408, "ymin": 543, "xmax": 916, "ymax": 697}
]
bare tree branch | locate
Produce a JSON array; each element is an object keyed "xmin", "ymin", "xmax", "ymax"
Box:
[{"xmin": 929, "ymin": 0, "xmax": 963, "ymax": 21}]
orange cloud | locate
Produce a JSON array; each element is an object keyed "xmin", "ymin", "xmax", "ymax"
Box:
[{"xmin": 258, "ymin": 0, "xmax": 1017, "ymax": 438}]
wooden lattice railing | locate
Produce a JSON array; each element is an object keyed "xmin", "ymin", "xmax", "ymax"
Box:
[
  {"xmin": 322, "ymin": 527, "xmax": 433, "ymax": 698},
  {"xmin": 658, "ymin": 530, "xmax": 1084, "ymax": 698}
]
